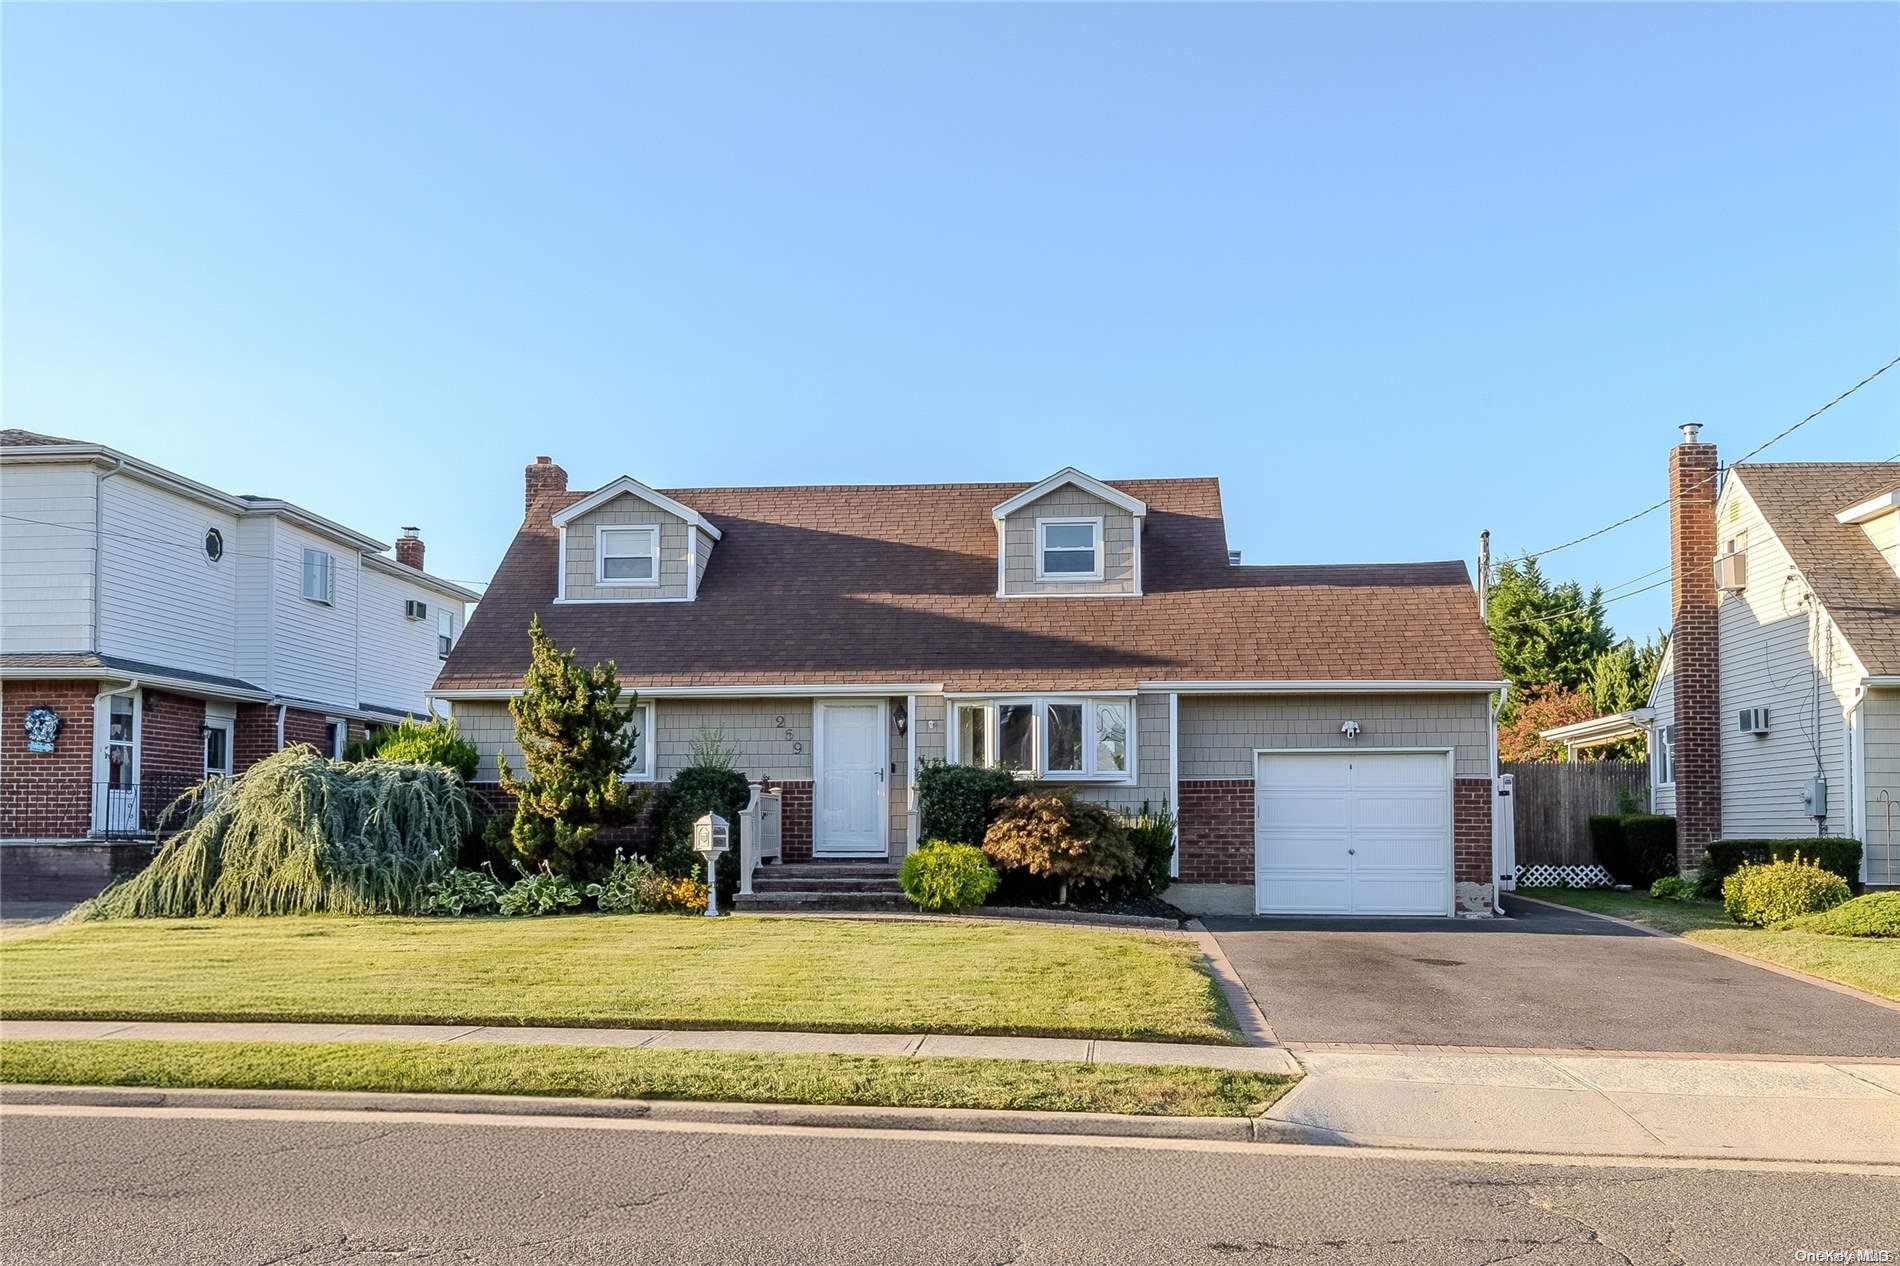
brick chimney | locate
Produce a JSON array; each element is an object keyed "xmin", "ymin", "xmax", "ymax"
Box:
[
  {"xmin": 395, "ymin": 526, "xmax": 424, "ymax": 570},
  {"xmin": 525, "ymin": 456, "xmax": 567, "ymax": 513},
  {"xmin": 1669, "ymin": 423, "xmax": 1722, "ymax": 868}
]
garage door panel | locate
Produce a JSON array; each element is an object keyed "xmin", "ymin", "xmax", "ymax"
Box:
[{"xmin": 1254, "ymin": 751, "xmax": 1453, "ymax": 916}]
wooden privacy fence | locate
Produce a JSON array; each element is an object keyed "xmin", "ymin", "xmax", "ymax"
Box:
[{"xmin": 1504, "ymin": 760, "xmax": 1650, "ymax": 869}]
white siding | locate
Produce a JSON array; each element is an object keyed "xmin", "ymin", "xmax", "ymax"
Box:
[
  {"xmin": 357, "ymin": 566, "xmax": 459, "ymax": 716},
  {"xmin": 1864, "ymin": 688, "xmax": 1900, "ymax": 884},
  {"xmin": 268, "ymin": 521, "xmax": 360, "ymax": 709},
  {"xmin": 233, "ymin": 518, "xmax": 274, "ymax": 688},
  {"xmin": 0, "ymin": 462, "xmax": 96, "ymax": 652},
  {"xmin": 1715, "ymin": 479, "xmax": 1854, "ymax": 838},
  {"xmin": 1649, "ymin": 643, "xmax": 1677, "ymax": 816},
  {"xmin": 95, "ymin": 474, "xmax": 239, "ymax": 679}
]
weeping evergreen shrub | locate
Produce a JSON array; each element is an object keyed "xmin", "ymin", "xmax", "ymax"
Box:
[{"xmin": 77, "ymin": 746, "xmax": 470, "ymax": 919}]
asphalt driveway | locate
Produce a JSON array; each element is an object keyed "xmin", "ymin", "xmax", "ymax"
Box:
[{"xmin": 1204, "ymin": 895, "xmax": 1900, "ymax": 1058}]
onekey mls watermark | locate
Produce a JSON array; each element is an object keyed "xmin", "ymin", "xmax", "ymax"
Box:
[{"xmin": 1794, "ymin": 1252, "xmax": 1893, "ymax": 1263}]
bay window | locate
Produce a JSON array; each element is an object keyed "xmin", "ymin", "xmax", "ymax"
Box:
[{"xmin": 951, "ymin": 697, "xmax": 1134, "ymax": 782}]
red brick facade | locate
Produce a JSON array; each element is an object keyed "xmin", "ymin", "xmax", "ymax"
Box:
[
  {"xmin": 1, "ymin": 680, "xmax": 98, "ymax": 839},
  {"xmin": 1669, "ymin": 431, "xmax": 1722, "ymax": 867},
  {"xmin": 1175, "ymin": 775, "xmax": 1495, "ymax": 895},
  {"xmin": 137, "ymin": 690, "xmax": 206, "ymax": 822},
  {"xmin": 1453, "ymin": 777, "xmax": 1494, "ymax": 886},
  {"xmin": 775, "ymin": 779, "xmax": 814, "ymax": 863},
  {"xmin": 1176, "ymin": 779, "xmax": 1255, "ymax": 884},
  {"xmin": 233, "ymin": 703, "xmax": 278, "ymax": 772}
]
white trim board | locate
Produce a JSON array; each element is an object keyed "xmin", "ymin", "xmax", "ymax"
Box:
[
  {"xmin": 990, "ymin": 467, "xmax": 1147, "ymax": 519},
  {"xmin": 550, "ymin": 475, "xmax": 724, "ymax": 540}
]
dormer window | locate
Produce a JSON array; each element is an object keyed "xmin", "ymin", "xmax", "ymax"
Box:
[
  {"xmin": 598, "ymin": 526, "xmax": 658, "ymax": 586},
  {"xmin": 1036, "ymin": 518, "xmax": 1103, "ymax": 582}
]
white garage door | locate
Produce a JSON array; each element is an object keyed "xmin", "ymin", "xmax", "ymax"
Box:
[{"xmin": 1255, "ymin": 751, "xmax": 1452, "ymax": 916}]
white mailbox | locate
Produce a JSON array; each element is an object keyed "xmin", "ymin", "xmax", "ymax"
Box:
[{"xmin": 692, "ymin": 812, "xmax": 730, "ymax": 917}]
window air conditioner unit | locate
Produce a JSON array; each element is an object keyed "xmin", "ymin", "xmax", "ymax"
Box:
[
  {"xmin": 1737, "ymin": 707, "xmax": 1770, "ymax": 735},
  {"xmin": 404, "ymin": 599, "xmax": 428, "ymax": 620},
  {"xmin": 1715, "ymin": 549, "xmax": 1747, "ymax": 593}
]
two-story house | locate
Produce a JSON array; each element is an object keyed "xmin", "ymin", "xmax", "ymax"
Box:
[
  {"xmin": 0, "ymin": 428, "xmax": 481, "ymax": 850},
  {"xmin": 436, "ymin": 456, "xmax": 1507, "ymax": 917},
  {"xmin": 1644, "ymin": 427, "xmax": 1900, "ymax": 886}
]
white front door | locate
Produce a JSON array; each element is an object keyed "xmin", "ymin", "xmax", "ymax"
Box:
[
  {"xmin": 92, "ymin": 691, "xmax": 141, "ymax": 835},
  {"xmin": 814, "ymin": 700, "xmax": 887, "ymax": 856},
  {"xmin": 1255, "ymin": 751, "xmax": 1452, "ymax": 916}
]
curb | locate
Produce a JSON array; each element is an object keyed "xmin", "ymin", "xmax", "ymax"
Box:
[
  {"xmin": 0, "ymin": 1083, "xmax": 1257, "ymax": 1142},
  {"xmin": 1185, "ymin": 919, "xmax": 1280, "ymax": 1047}
]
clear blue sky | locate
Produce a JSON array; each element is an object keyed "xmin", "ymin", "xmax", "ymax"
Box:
[{"xmin": 6, "ymin": 3, "xmax": 1896, "ymax": 640}]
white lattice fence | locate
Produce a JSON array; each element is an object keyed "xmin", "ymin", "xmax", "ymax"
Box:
[{"xmin": 1515, "ymin": 863, "xmax": 1615, "ymax": 889}]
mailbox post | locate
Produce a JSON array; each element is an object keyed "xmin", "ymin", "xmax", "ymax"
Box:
[{"xmin": 692, "ymin": 811, "xmax": 731, "ymax": 917}]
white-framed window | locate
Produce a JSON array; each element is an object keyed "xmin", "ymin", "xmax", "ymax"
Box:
[
  {"xmin": 622, "ymin": 701, "xmax": 655, "ymax": 781},
  {"xmin": 951, "ymin": 697, "xmax": 1133, "ymax": 782},
  {"xmin": 203, "ymin": 720, "xmax": 234, "ymax": 778},
  {"xmin": 323, "ymin": 719, "xmax": 346, "ymax": 759},
  {"xmin": 302, "ymin": 548, "xmax": 335, "ymax": 604},
  {"xmin": 438, "ymin": 607, "xmax": 457, "ymax": 658},
  {"xmin": 1035, "ymin": 517, "xmax": 1103, "ymax": 582},
  {"xmin": 597, "ymin": 525, "xmax": 659, "ymax": 586},
  {"xmin": 1654, "ymin": 723, "xmax": 1675, "ymax": 788}
]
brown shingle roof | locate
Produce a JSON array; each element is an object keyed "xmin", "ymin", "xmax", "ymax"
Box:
[
  {"xmin": 438, "ymin": 478, "xmax": 1501, "ymax": 692},
  {"xmin": 1735, "ymin": 463, "xmax": 1900, "ymax": 676}
]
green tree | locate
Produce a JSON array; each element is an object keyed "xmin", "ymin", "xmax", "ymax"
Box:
[
  {"xmin": 498, "ymin": 617, "xmax": 648, "ymax": 874},
  {"xmin": 1487, "ymin": 558, "xmax": 1613, "ymax": 719}
]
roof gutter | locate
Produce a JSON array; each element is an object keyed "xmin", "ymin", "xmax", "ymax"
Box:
[
  {"xmin": 431, "ymin": 682, "xmax": 945, "ymax": 702},
  {"xmin": 1140, "ymin": 680, "xmax": 1509, "ymax": 694}
]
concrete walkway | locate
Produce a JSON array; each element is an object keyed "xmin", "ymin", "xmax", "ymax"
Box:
[
  {"xmin": 1264, "ymin": 1048, "xmax": 1900, "ymax": 1163},
  {"xmin": 0, "ymin": 1019, "xmax": 1302, "ymax": 1075}
]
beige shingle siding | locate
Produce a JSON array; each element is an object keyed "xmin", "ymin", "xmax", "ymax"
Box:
[
  {"xmin": 453, "ymin": 697, "xmax": 814, "ymax": 784},
  {"xmin": 1178, "ymin": 693, "xmax": 1492, "ymax": 780},
  {"xmin": 1865, "ymin": 688, "xmax": 1900, "ymax": 883},
  {"xmin": 563, "ymin": 494, "xmax": 693, "ymax": 601},
  {"xmin": 1001, "ymin": 487, "xmax": 1138, "ymax": 596},
  {"xmin": 692, "ymin": 527, "xmax": 715, "ymax": 594},
  {"xmin": 1065, "ymin": 691, "xmax": 1172, "ymax": 817}
]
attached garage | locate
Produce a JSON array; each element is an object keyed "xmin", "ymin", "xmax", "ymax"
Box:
[{"xmin": 1254, "ymin": 750, "xmax": 1454, "ymax": 916}]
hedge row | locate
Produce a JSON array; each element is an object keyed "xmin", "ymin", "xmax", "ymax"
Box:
[
  {"xmin": 1698, "ymin": 838, "xmax": 1861, "ymax": 898},
  {"xmin": 1589, "ymin": 813, "xmax": 1678, "ymax": 887}
]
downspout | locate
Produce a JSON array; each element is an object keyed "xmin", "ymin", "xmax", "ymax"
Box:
[
  {"xmin": 90, "ymin": 457, "xmax": 127, "ymax": 652},
  {"xmin": 1845, "ymin": 681, "xmax": 1867, "ymax": 881},
  {"xmin": 275, "ymin": 702, "xmax": 287, "ymax": 753}
]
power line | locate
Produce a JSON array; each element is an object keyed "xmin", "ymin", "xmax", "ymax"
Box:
[{"xmin": 1502, "ymin": 352, "xmax": 1900, "ymax": 565}]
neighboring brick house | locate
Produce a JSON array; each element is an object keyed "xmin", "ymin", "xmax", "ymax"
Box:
[
  {"xmin": 437, "ymin": 458, "xmax": 1508, "ymax": 916},
  {"xmin": 0, "ymin": 429, "xmax": 481, "ymax": 853},
  {"xmin": 1639, "ymin": 426, "xmax": 1900, "ymax": 885}
]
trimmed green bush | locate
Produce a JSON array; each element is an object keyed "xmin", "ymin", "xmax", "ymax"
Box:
[
  {"xmin": 899, "ymin": 842, "xmax": 1001, "ymax": 911},
  {"xmin": 1721, "ymin": 857, "xmax": 1851, "ymax": 928},
  {"xmin": 1649, "ymin": 874, "xmax": 1698, "ymax": 902},
  {"xmin": 651, "ymin": 767, "xmax": 752, "ymax": 874},
  {"xmin": 366, "ymin": 716, "xmax": 481, "ymax": 784},
  {"xmin": 1698, "ymin": 838, "xmax": 1862, "ymax": 898},
  {"xmin": 918, "ymin": 763, "xmax": 1023, "ymax": 846},
  {"xmin": 1778, "ymin": 891, "xmax": 1900, "ymax": 937},
  {"xmin": 1592, "ymin": 813, "xmax": 1677, "ymax": 887},
  {"xmin": 982, "ymin": 791, "xmax": 1136, "ymax": 904}
]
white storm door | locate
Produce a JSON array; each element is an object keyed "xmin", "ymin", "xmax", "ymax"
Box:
[
  {"xmin": 815, "ymin": 701, "xmax": 886, "ymax": 856},
  {"xmin": 92, "ymin": 691, "xmax": 141, "ymax": 835}
]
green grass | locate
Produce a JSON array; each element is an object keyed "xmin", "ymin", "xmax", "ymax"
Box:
[
  {"xmin": 0, "ymin": 1039, "xmax": 1290, "ymax": 1117},
  {"xmin": 1520, "ymin": 887, "xmax": 1900, "ymax": 1001},
  {"xmin": 0, "ymin": 914, "xmax": 1237, "ymax": 1044}
]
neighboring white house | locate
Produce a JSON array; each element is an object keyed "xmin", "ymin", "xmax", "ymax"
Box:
[
  {"xmin": 0, "ymin": 427, "xmax": 481, "ymax": 842},
  {"xmin": 1645, "ymin": 456, "xmax": 1900, "ymax": 886}
]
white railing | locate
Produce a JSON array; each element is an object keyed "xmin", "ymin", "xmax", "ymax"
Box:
[{"xmin": 737, "ymin": 781, "xmax": 782, "ymax": 897}]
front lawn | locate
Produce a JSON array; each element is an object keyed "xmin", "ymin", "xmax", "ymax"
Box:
[
  {"xmin": 1519, "ymin": 888, "xmax": 1900, "ymax": 1002},
  {"xmin": 0, "ymin": 1039, "xmax": 1289, "ymax": 1117},
  {"xmin": 0, "ymin": 915, "xmax": 1237, "ymax": 1044}
]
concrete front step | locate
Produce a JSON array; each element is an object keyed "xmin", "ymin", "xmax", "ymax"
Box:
[
  {"xmin": 764, "ymin": 861, "xmax": 901, "ymax": 879},
  {"xmin": 733, "ymin": 891, "xmax": 913, "ymax": 912},
  {"xmin": 751, "ymin": 876, "xmax": 903, "ymax": 894}
]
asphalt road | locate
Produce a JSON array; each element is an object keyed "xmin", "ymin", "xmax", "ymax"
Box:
[
  {"xmin": 4, "ymin": 1108, "xmax": 1897, "ymax": 1264},
  {"xmin": 1206, "ymin": 896, "xmax": 1900, "ymax": 1056}
]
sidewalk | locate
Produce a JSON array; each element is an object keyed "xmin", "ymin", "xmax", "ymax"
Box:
[
  {"xmin": 1264, "ymin": 1048, "xmax": 1900, "ymax": 1163},
  {"xmin": 0, "ymin": 1018, "xmax": 1302, "ymax": 1075}
]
